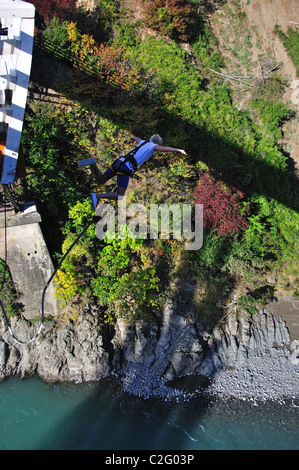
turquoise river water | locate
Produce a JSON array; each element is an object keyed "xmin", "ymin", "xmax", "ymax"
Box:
[{"xmin": 0, "ymin": 375, "xmax": 298, "ymax": 451}]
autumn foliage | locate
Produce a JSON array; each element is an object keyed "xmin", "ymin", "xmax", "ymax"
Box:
[
  {"xmin": 28, "ymin": 0, "xmax": 77, "ymax": 22},
  {"xmin": 142, "ymin": 0, "xmax": 195, "ymax": 42},
  {"xmin": 65, "ymin": 22, "xmax": 144, "ymax": 98},
  {"xmin": 193, "ymin": 173, "xmax": 248, "ymax": 236}
]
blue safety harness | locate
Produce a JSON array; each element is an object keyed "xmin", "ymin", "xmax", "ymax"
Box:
[{"xmin": 111, "ymin": 141, "xmax": 148, "ymax": 177}]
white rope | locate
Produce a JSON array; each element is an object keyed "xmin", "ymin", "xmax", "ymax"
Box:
[{"xmin": 7, "ymin": 322, "xmax": 44, "ymax": 346}]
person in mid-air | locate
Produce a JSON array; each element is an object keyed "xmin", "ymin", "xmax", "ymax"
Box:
[{"xmin": 78, "ymin": 134, "xmax": 187, "ymax": 209}]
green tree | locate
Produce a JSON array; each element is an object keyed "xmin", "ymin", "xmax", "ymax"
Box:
[{"xmin": 91, "ymin": 234, "xmax": 164, "ymax": 324}]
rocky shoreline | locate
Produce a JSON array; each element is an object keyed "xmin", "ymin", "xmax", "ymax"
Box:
[
  {"xmin": 116, "ymin": 303, "xmax": 299, "ymax": 404},
  {"xmin": 0, "ymin": 300, "xmax": 298, "ymax": 404},
  {"xmin": 119, "ymin": 347, "xmax": 299, "ymax": 404}
]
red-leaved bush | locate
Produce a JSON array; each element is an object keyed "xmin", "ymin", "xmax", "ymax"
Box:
[
  {"xmin": 28, "ymin": 0, "xmax": 77, "ymax": 22},
  {"xmin": 142, "ymin": 0, "xmax": 194, "ymax": 42},
  {"xmin": 193, "ymin": 173, "xmax": 248, "ymax": 236}
]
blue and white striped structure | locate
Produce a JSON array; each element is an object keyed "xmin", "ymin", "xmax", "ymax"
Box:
[{"xmin": 0, "ymin": 0, "xmax": 35, "ymax": 185}]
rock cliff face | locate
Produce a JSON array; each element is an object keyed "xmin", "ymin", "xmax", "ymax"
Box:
[
  {"xmin": 111, "ymin": 301, "xmax": 298, "ymax": 380},
  {"xmin": 1, "ymin": 299, "xmax": 298, "ymax": 391},
  {"xmin": 0, "ymin": 310, "xmax": 110, "ymax": 383}
]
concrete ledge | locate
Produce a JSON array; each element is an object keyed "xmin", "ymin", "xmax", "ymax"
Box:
[
  {"xmin": 0, "ymin": 202, "xmax": 60, "ymax": 319},
  {"xmin": 0, "ymin": 202, "xmax": 41, "ymax": 228}
]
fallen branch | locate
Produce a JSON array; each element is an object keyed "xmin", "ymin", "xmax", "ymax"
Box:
[
  {"xmin": 219, "ymin": 68, "xmax": 251, "ymax": 80},
  {"xmin": 259, "ymin": 61, "xmax": 264, "ymax": 83},
  {"xmin": 208, "ymin": 68, "xmax": 255, "ymax": 87},
  {"xmin": 262, "ymin": 61, "xmax": 283, "ymax": 76},
  {"xmin": 209, "ymin": 61, "xmax": 283, "ymax": 89}
]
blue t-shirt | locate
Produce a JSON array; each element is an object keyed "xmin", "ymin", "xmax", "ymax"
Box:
[{"xmin": 133, "ymin": 140, "xmax": 157, "ymax": 167}]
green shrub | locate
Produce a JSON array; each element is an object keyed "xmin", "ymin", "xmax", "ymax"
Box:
[
  {"xmin": 91, "ymin": 235, "xmax": 165, "ymax": 324},
  {"xmin": 250, "ymin": 98, "xmax": 291, "ymax": 141},
  {"xmin": 42, "ymin": 16, "xmax": 72, "ymax": 55},
  {"xmin": 22, "ymin": 104, "xmax": 89, "ymax": 218},
  {"xmin": 0, "ymin": 261, "xmax": 18, "ymax": 316}
]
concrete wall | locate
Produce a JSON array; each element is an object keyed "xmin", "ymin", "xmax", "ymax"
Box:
[{"xmin": 0, "ymin": 204, "xmax": 60, "ymax": 319}]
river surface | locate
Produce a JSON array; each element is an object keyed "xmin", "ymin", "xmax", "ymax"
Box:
[{"xmin": 0, "ymin": 375, "xmax": 298, "ymax": 451}]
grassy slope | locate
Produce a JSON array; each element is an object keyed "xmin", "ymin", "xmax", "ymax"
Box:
[{"xmin": 19, "ymin": 0, "xmax": 299, "ymax": 324}]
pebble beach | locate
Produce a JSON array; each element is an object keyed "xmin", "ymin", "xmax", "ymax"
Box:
[{"xmin": 120, "ymin": 346, "xmax": 299, "ymax": 404}]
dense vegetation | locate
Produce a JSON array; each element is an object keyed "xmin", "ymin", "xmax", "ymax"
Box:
[{"xmin": 14, "ymin": 0, "xmax": 299, "ymax": 325}]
